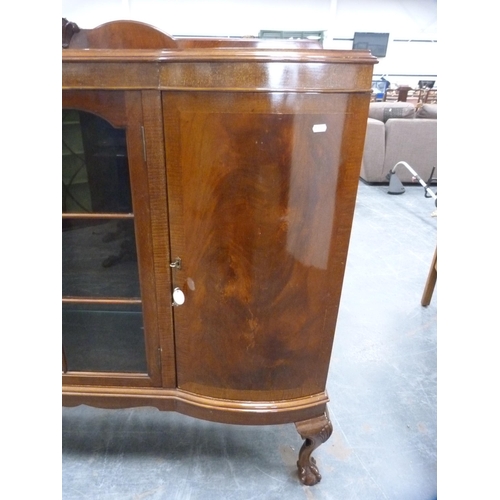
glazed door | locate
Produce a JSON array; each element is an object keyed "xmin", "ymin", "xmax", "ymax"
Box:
[
  {"xmin": 163, "ymin": 91, "xmax": 367, "ymax": 401},
  {"xmin": 62, "ymin": 90, "xmax": 171, "ymax": 388}
]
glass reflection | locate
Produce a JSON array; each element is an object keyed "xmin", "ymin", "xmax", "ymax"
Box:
[
  {"xmin": 62, "ymin": 303, "xmax": 147, "ymax": 373},
  {"xmin": 62, "ymin": 218, "xmax": 140, "ymax": 298},
  {"xmin": 62, "ymin": 110, "xmax": 132, "ymax": 214}
]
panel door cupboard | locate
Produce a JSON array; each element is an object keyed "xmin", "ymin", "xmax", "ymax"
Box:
[{"xmin": 62, "ymin": 20, "xmax": 376, "ymax": 486}]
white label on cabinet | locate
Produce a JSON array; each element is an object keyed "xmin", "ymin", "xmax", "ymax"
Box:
[{"xmin": 312, "ymin": 124, "xmax": 327, "ymax": 133}]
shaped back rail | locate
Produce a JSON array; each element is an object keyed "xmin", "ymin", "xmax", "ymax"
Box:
[
  {"xmin": 62, "ymin": 19, "xmax": 178, "ymax": 49},
  {"xmin": 62, "ymin": 18, "xmax": 321, "ymax": 50}
]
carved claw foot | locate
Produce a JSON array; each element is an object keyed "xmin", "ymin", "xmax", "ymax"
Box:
[
  {"xmin": 297, "ymin": 455, "xmax": 321, "ymax": 486},
  {"xmin": 295, "ymin": 408, "xmax": 333, "ymax": 486}
]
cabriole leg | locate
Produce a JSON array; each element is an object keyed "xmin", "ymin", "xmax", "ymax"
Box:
[{"xmin": 294, "ymin": 408, "xmax": 333, "ymax": 486}]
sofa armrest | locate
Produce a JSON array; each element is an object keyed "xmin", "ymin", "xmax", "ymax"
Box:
[
  {"xmin": 360, "ymin": 118, "xmax": 386, "ymax": 183},
  {"xmin": 383, "ymin": 118, "xmax": 437, "ymax": 183}
]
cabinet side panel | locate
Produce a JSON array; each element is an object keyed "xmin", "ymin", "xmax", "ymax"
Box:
[{"xmin": 164, "ymin": 91, "xmax": 367, "ymax": 401}]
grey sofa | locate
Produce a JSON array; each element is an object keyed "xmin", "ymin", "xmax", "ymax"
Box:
[{"xmin": 360, "ymin": 102, "xmax": 437, "ymax": 184}]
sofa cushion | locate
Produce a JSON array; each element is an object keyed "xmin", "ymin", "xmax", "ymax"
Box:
[
  {"xmin": 383, "ymin": 118, "xmax": 437, "ymax": 183},
  {"xmin": 369, "ymin": 102, "xmax": 416, "ymax": 122},
  {"xmin": 360, "ymin": 118, "xmax": 386, "ymax": 182},
  {"xmin": 416, "ymin": 103, "xmax": 437, "ymax": 119}
]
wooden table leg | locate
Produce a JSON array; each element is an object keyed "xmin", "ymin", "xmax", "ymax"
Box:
[
  {"xmin": 421, "ymin": 247, "xmax": 437, "ymax": 306},
  {"xmin": 295, "ymin": 408, "xmax": 333, "ymax": 485}
]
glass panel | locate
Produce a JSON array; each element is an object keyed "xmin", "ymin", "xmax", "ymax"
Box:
[
  {"xmin": 62, "ymin": 218, "xmax": 141, "ymax": 298},
  {"xmin": 62, "ymin": 303, "xmax": 147, "ymax": 373},
  {"xmin": 62, "ymin": 110, "xmax": 132, "ymax": 214}
]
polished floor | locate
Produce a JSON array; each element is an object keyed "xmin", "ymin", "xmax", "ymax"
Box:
[{"xmin": 62, "ymin": 181, "xmax": 437, "ymax": 500}]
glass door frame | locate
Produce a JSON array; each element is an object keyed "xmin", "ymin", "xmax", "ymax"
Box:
[{"xmin": 62, "ymin": 90, "xmax": 173, "ymax": 388}]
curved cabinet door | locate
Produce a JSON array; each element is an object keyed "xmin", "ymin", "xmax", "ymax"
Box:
[
  {"xmin": 163, "ymin": 91, "xmax": 367, "ymax": 402},
  {"xmin": 62, "ymin": 90, "xmax": 170, "ymax": 388}
]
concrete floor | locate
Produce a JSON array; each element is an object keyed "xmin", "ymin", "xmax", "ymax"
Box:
[{"xmin": 62, "ymin": 181, "xmax": 437, "ymax": 500}]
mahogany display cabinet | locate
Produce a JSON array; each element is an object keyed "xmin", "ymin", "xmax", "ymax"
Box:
[{"xmin": 62, "ymin": 19, "xmax": 377, "ymax": 485}]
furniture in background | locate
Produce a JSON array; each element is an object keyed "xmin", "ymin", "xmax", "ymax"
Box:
[
  {"xmin": 62, "ymin": 19, "xmax": 376, "ymax": 486},
  {"xmin": 360, "ymin": 101, "xmax": 437, "ymax": 184},
  {"xmin": 371, "ymin": 85, "xmax": 414, "ymax": 103},
  {"xmin": 418, "ymin": 88, "xmax": 437, "ymax": 104},
  {"xmin": 371, "ymin": 79, "xmax": 390, "ymax": 100},
  {"xmin": 421, "ymin": 247, "xmax": 437, "ymax": 306},
  {"xmin": 382, "ymin": 86, "xmax": 437, "ymax": 105},
  {"xmin": 381, "ymin": 85, "xmax": 413, "ymax": 102},
  {"xmin": 394, "ymin": 85, "xmax": 413, "ymax": 102}
]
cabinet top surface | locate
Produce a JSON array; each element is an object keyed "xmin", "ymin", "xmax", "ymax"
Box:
[
  {"xmin": 62, "ymin": 20, "xmax": 376, "ymax": 91},
  {"xmin": 62, "ymin": 47, "xmax": 377, "ymax": 65},
  {"xmin": 62, "ymin": 19, "xmax": 377, "ymax": 65}
]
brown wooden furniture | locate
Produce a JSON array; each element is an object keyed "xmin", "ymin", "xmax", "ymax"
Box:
[
  {"xmin": 421, "ymin": 247, "xmax": 437, "ymax": 306},
  {"xmin": 420, "ymin": 88, "xmax": 437, "ymax": 104},
  {"xmin": 384, "ymin": 86, "xmax": 437, "ymax": 106},
  {"xmin": 381, "ymin": 85, "xmax": 414, "ymax": 102},
  {"xmin": 62, "ymin": 19, "xmax": 376, "ymax": 486},
  {"xmin": 63, "ymin": 18, "xmax": 322, "ymax": 50}
]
